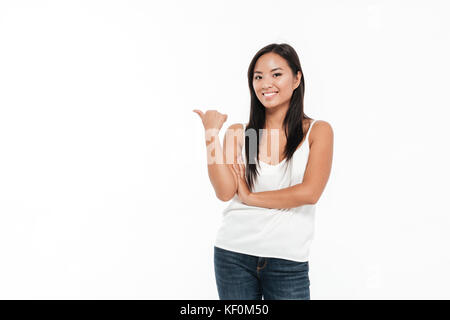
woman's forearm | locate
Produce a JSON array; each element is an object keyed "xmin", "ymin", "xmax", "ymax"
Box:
[
  {"xmin": 247, "ymin": 183, "xmax": 315, "ymax": 209},
  {"xmin": 204, "ymin": 129, "xmax": 237, "ymax": 201}
]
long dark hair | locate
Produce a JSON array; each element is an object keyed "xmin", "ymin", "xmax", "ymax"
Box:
[{"xmin": 244, "ymin": 43, "xmax": 312, "ymax": 191}]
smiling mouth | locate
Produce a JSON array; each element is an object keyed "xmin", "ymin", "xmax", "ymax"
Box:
[{"xmin": 263, "ymin": 92, "xmax": 278, "ymax": 97}]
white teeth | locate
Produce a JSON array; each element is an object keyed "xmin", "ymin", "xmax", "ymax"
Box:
[{"xmin": 264, "ymin": 92, "xmax": 277, "ymax": 96}]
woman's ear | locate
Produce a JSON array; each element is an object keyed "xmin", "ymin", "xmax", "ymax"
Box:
[{"xmin": 294, "ymin": 71, "xmax": 302, "ymax": 89}]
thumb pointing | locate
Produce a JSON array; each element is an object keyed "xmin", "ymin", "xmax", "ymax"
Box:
[{"xmin": 192, "ymin": 109, "xmax": 204, "ymax": 119}]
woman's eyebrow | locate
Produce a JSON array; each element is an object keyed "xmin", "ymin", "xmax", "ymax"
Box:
[{"xmin": 254, "ymin": 67, "xmax": 283, "ymax": 74}]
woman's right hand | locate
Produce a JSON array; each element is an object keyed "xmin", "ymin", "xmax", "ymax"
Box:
[{"xmin": 193, "ymin": 109, "xmax": 228, "ymax": 131}]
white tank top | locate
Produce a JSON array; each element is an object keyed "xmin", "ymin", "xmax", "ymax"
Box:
[{"xmin": 214, "ymin": 119, "xmax": 318, "ymax": 262}]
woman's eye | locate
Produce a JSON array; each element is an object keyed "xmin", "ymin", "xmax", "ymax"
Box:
[{"xmin": 254, "ymin": 73, "xmax": 282, "ymax": 80}]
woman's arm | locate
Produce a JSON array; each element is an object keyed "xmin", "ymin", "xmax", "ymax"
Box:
[
  {"xmin": 247, "ymin": 184, "xmax": 315, "ymax": 209},
  {"xmin": 205, "ymin": 124, "xmax": 244, "ymax": 202},
  {"xmin": 193, "ymin": 110, "xmax": 242, "ymax": 202}
]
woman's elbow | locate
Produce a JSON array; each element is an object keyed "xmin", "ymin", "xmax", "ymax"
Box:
[{"xmin": 216, "ymin": 190, "xmax": 236, "ymax": 202}]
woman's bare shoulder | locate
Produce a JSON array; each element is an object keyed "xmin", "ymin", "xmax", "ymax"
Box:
[
  {"xmin": 312, "ymin": 120, "xmax": 333, "ymax": 131},
  {"xmin": 310, "ymin": 119, "xmax": 333, "ymax": 144},
  {"xmin": 227, "ymin": 123, "xmax": 245, "ymax": 130}
]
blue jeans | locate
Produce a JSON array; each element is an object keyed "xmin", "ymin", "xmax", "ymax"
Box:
[{"xmin": 214, "ymin": 246, "xmax": 310, "ymax": 300}]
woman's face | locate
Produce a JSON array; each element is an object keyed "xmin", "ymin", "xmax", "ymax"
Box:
[{"xmin": 252, "ymin": 52, "xmax": 301, "ymax": 110}]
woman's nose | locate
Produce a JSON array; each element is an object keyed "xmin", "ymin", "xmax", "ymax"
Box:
[{"xmin": 262, "ymin": 82, "xmax": 274, "ymax": 89}]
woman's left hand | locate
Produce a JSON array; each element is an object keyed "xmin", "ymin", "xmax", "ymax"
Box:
[{"xmin": 232, "ymin": 162, "xmax": 253, "ymax": 205}]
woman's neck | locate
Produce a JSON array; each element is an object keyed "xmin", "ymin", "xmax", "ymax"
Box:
[{"xmin": 264, "ymin": 106, "xmax": 288, "ymax": 130}]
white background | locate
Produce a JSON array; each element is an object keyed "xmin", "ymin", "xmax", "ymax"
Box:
[{"xmin": 0, "ymin": 0, "xmax": 449, "ymax": 299}]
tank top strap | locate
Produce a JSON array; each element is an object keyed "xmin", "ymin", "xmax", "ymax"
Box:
[
  {"xmin": 240, "ymin": 123, "xmax": 246, "ymax": 164},
  {"xmin": 305, "ymin": 119, "xmax": 318, "ymax": 142},
  {"xmin": 241, "ymin": 123, "xmax": 248, "ymax": 148}
]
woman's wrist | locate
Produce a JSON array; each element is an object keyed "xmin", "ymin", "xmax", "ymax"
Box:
[
  {"xmin": 204, "ymin": 128, "xmax": 220, "ymax": 143},
  {"xmin": 205, "ymin": 129, "xmax": 224, "ymax": 164}
]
